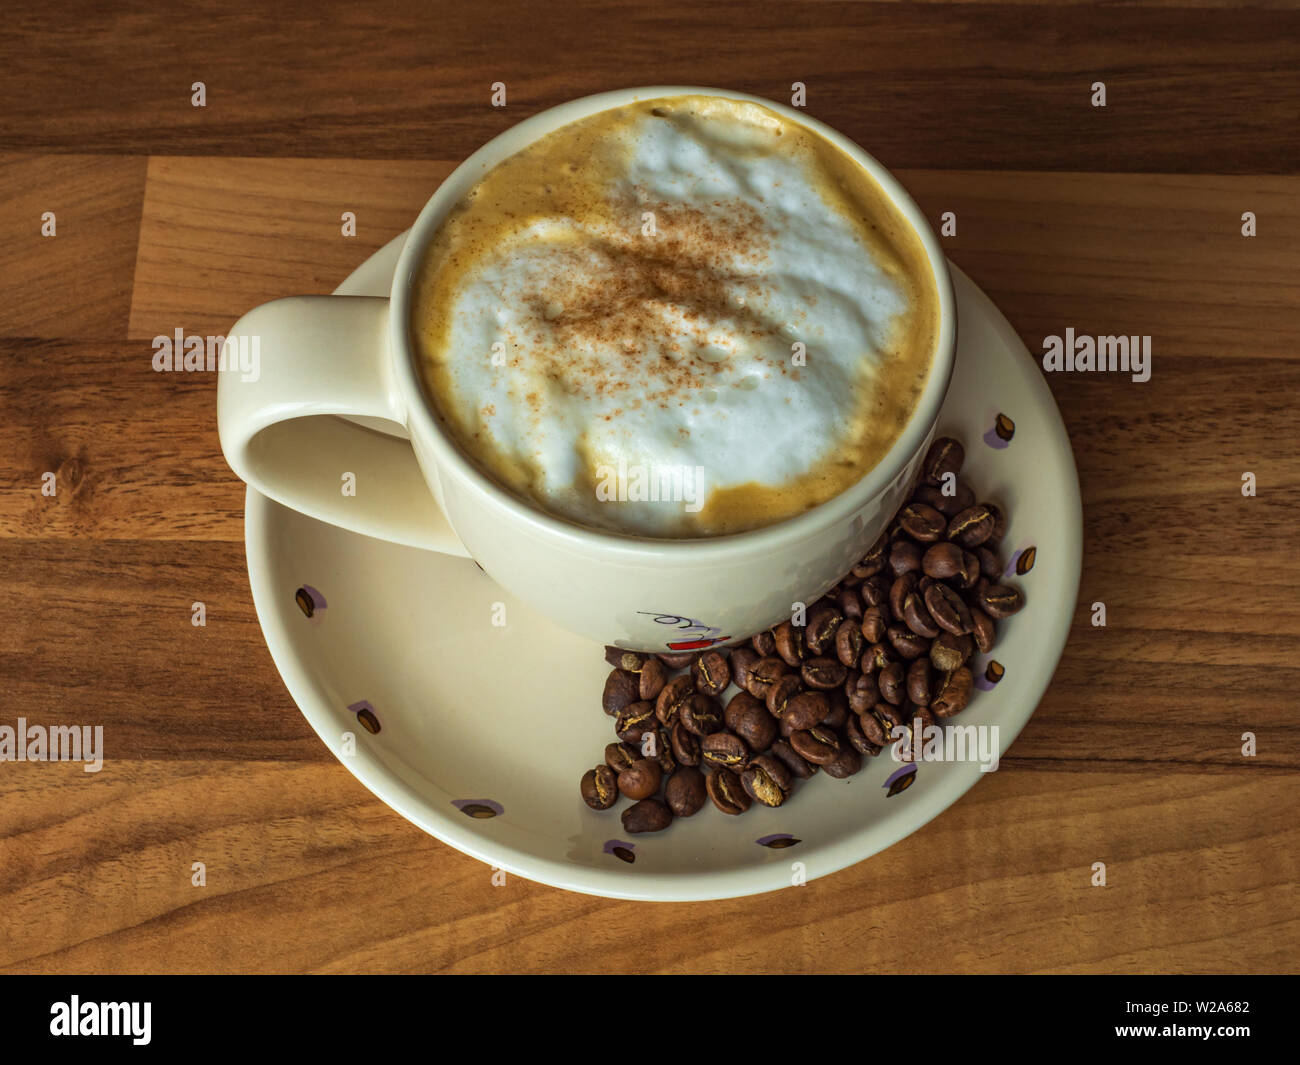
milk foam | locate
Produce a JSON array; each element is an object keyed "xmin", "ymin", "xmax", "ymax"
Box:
[{"xmin": 415, "ymin": 96, "xmax": 932, "ymax": 536}]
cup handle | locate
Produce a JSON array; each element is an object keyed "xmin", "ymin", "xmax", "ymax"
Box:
[{"xmin": 217, "ymin": 295, "xmax": 470, "ymax": 557}]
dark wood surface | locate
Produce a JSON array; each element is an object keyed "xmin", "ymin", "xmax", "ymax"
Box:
[{"xmin": 0, "ymin": 2, "xmax": 1296, "ymax": 974}]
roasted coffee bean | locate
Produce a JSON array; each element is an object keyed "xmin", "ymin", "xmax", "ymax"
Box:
[
  {"xmin": 859, "ymin": 709, "xmax": 891, "ymax": 747},
  {"xmin": 780, "ymin": 691, "xmax": 830, "ymax": 732},
  {"xmin": 835, "ymin": 618, "xmax": 865, "ymax": 668},
  {"xmin": 615, "ymin": 701, "xmax": 657, "ymax": 744},
  {"xmin": 773, "ymin": 620, "xmax": 806, "ymax": 667},
  {"xmin": 910, "ymin": 483, "xmax": 948, "ymax": 513},
  {"xmin": 846, "ymin": 712, "xmax": 882, "ymax": 756},
  {"xmin": 904, "ymin": 707, "xmax": 936, "ymax": 763},
  {"xmin": 622, "ymin": 796, "xmax": 673, "ymax": 833},
  {"xmin": 604, "ymin": 647, "xmax": 647, "ymax": 673},
  {"xmin": 898, "ymin": 502, "xmax": 947, "ymax": 542},
  {"xmin": 852, "ymin": 532, "xmax": 888, "ymax": 578},
  {"xmin": 932, "ymin": 667, "xmax": 973, "ymax": 718},
  {"xmin": 602, "ymin": 669, "xmax": 640, "ymax": 716},
  {"xmin": 692, "ymin": 650, "xmax": 732, "ymax": 697},
  {"xmin": 923, "ymin": 436, "xmax": 964, "ymax": 485},
  {"xmin": 976, "ymin": 546, "xmax": 1002, "ymax": 580},
  {"xmin": 902, "ymin": 592, "xmax": 942, "ymax": 638},
  {"xmin": 837, "ymin": 587, "xmax": 863, "ymax": 621},
  {"xmin": 770, "ymin": 738, "xmax": 817, "ymax": 780},
  {"xmin": 639, "ymin": 656, "xmax": 668, "ymax": 701},
  {"xmin": 656, "ymin": 650, "xmax": 699, "ymax": 669},
  {"xmin": 930, "ymin": 631, "xmax": 973, "ymax": 672},
  {"xmin": 665, "ymin": 767, "xmax": 707, "ymax": 817},
  {"xmin": 744, "ymin": 656, "xmax": 788, "ymax": 699},
  {"xmin": 860, "ymin": 576, "xmax": 888, "ymax": 609},
  {"xmin": 984, "ymin": 502, "xmax": 1008, "ymax": 546},
  {"xmin": 823, "ymin": 689, "xmax": 850, "ymax": 730},
  {"xmin": 741, "ymin": 754, "xmax": 792, "ymax": 807},
  {"xmin": 702, "ymin": 731, "xmax": 750, "ymax": 770},
  {"xmin": 733, "ymin": 701, "xmax": 778, "ymax": 751},
  {"xmin": 617, "ymin": 758, "xmax": 662, "ymax": 801},
  {"xmin": 823, "ymin": 744, "xmax": 863, "ymax": 779},
  {"xmin": 581, "ymin": 764, "xmax": 619, "ymax": 810},
  {"xmin": 725, "ymin": 690, "xmax": 766, "ymax": 732},
  {"xmin": 863, "ymin": 641, "xmax": 893, "ymax": 672},
  {"xmin": 947, "ymin": 504, "xmax": 994, "ymax": 548},
  {"xmin": 706, "ymin": 768, "xmax": 752, "ymax": 814},
  {"xmin": 860, "ymin": 606, "xmax": 888, "ymax": 644},
  {"xmin": 652, "ymin": 728, "xmax": 677, "ymax": 776},
  {"xmin": 889, "ymin": 572, "xmax": 917, "ymax": 619},
  {"xmin": 887, "ymin": 625, "xmax": 929, "ymax": 660},
  {"xmin": 765, "ymin": 674, "xmax": 803, "ymax": 718},
  {"xmin": 680, "ymin": 692, "xmax": 724, "ymax": 736},
  {"xmin": 889, "ymin": 538, "xmax": 922, "ymax": 576},
  {"xmin": 669, "ymin": 721, "xmax": 702, "ymax": 767},
  {"xmin": 605, "ymin": 741, "xmax": 640, "ymax": 773},
  {"xmin": 846, "ymin": 671, "xmax": 878, "ymax": 714},
  {"xmin": 877, "ymin": 661, "xmax": 905, "ymax": 705},
  {"xmin": 924, "ymin": 582, "xmax": 973, "ymax": 635},
  {"xmin": 957, "ymin": 550, "xmax": 980, "ymax": 589},
  {"xmin": 729, "ymin": 646, "xmax": 761, "ymax": 691},
  {"xmin": 922, "ymin": 542, "xmax": 963, "ymax": 580},
  {"xmin": 790, "ymin": 725, "xmax": 841, "ymax": 765},
  {"xmin": 977, "ymin": 583, "xmax": 1024, "ymax": 618},
  {"xmin": 933, "ymin": 479, "xmax": 976, "ymax": 518},
  {"xmin": 876, "ymin": 701, "xmax": 911, "ymax": 734},
  {"xmin": 655, "ymin": 674, "xmax": 694, "ymax": 726},
  {"xmin": 804, "ymin": 602, "xmax": 843, "ymax": 654},
  {"xmin": 970, "ymin": 608, "xmax": 996, "ymax": 654},
  {"xmin": 907, "ymin": 658, "xmax": 933, "ymax": 706},
  {"xmin": 802, "ymin": 656, "xmax": 847, "ymax": 690},
  {"xmin": 751, "ymin": 630, "xmax": 777, "ymax": 657}
]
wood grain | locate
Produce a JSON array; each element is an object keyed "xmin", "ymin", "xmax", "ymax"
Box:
[
  {"xmin": 0, "ymin": 156, "xmax": 146, "ymax": 337},
  {"xmin": 127, "ymin": 157, "xmax": 455, "ymax": 339},
  {"xmin": 2, "ymin": 761, "xmax": 1293, "ymax": 973},
  {"xmin": 1, "ymin": 2, "xmax": 1297, "ymax": 172},
  {"xmin": 0, "ymin": 3, "xmax": 1297, "ymax": 974}
]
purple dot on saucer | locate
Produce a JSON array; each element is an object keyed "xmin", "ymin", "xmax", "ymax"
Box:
[
  {"xmin": 603, "ymin": 839, "xmax": 637, "ymax": 863},
  {"xmin": 1013, "ymin": 545, "xmax": 1037, "ymax": 575},
  {"xmin": 884, "ymin": 764, "xmax": 918, "ymax": 797},
  {"xmin": 452, "ymin": 798, "xmax": 504, "ymax": 819},
  {"xmin": 974, "ymin": 660, "xmax": 1006, "ymax": 693},
  {"xmin": 983, "ymin": 412, "xmax": 1015, "ymax": 450},
  {"xmin": 347, "ymin": 700, "xmax": 380, "ymax": 734},
  {"xmin": 294, "ymin": 584, "xmax": 326, "ymax": 617}
]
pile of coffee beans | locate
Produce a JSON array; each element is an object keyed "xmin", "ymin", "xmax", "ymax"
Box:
[{"xmin": 580, "ymin": 437, "xmax": 1025, "ymax": 834}]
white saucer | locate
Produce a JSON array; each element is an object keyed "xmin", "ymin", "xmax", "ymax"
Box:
[{"xmin": 243, "ymin": 234, "xmax": 1082, "ymax": 901}]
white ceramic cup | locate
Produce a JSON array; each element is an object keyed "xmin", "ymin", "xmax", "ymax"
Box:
[{"xmin": 218, "ymin": 86, "xmax": 956, "ymax": 651}]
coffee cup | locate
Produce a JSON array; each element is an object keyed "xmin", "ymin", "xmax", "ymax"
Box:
[{"xmin": 218, "ymin": 86, "xmax": 956, "ymax": 651}]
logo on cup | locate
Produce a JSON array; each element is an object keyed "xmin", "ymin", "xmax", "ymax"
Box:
[{"xmin": 637, "ymin": 612, "xmax": 730, "ymax": 650}]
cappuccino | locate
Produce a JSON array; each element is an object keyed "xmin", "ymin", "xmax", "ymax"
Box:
[{"xmin": 413, "ymin": 94, "xmax": 938, "ymax": 537}]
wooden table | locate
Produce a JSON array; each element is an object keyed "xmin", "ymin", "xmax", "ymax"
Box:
[{"xmin": 1, "ymin": 1, "xmax": 1296, "ymax": 974}]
